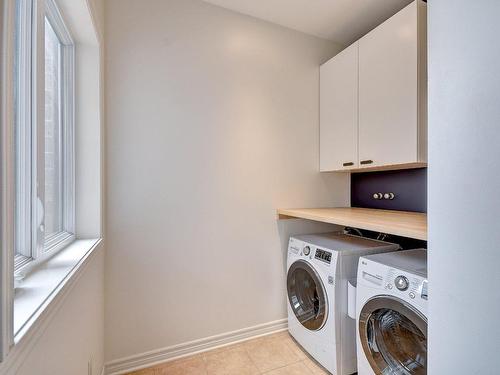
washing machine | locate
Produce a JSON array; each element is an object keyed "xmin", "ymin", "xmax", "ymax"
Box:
[
  {"xmin": 356, "ymin": 249, "xmax": 428, "ymax": 375},
  {"xmin": 287, "ymin": 233, "xmax": 399, "ymax": 375}
]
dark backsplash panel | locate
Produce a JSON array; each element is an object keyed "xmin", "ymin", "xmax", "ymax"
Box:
[{"xmin": 351, "ymin": 168, "xmax": 427, "ymax": 213}]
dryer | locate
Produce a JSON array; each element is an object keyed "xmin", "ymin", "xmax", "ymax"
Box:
[
  {"xmin": 356, "ymin": 249, "xmax": 428, "ymax": 375},
  {"xmin": 287, "ymin": 233, "xmax": 398, "ymax": 375}
]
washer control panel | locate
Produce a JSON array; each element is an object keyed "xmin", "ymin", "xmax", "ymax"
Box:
[
  {"xmin": 288, "ymin": 237, "xmax": 338, "ymax": 272},
  {"xmin": 385, "ymin": 268, "xmax": 427, "ymax": 301},
  {"xmin": 287, "ymin": 238, "xmax": 335, "ymax": 267}
]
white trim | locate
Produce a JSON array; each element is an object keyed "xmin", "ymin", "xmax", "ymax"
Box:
[
  {"xmin": 16, "ymin": 231, "xmax": 76, "ymax": 277},
  {"xmin": 41, "ymin": 0, "xmax": 76, "ymax": 256},
  {"xmin": 13, "ymin": 254, "xmax": 31, "ymax": 271},
  {"xmin": 32, "ymin": 0, "xmax": 45, "ymax": 259},
  {"xmin": 45, "ymin": 0, "xmax": 73, "ymax": 45},
  {"xmin": 60, "ymin": 38, "xmax": 75, "ymax": 235},
  {"xmin": 14, "ymin": 0, "xmax": 34, "ymax": 260},
  {"xmin": 0, "ymin": 239, "xmax": 103, "ymax": 374},
  {"xmin": 43, "ymin": 230, "xmax": 74, "ymax": 251},
  {"xmin": 0, "ymin": 0, "xmax": 16, "ymax": 361},
  {"xmin": 104, "ymin": 319, "xmax": 288, "ymax": 375},
  {"xmin": 46, "ymin": 0, "xmax": 76, "ymax": 243},
  {"xmin": 14, "ymin": 239, "xmax": 100, "ymax": 339}
]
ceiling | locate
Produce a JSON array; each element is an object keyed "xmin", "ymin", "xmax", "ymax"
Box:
[{"xmin": 201, "ymin": 0, "xmax": 414, "ymax": 46}]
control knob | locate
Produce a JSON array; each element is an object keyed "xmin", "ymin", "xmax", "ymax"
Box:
[
  {"xmin": 395, "ymin": 275, "xmax": 409, "ymax": 291},
  {"xmin": 303, "ymin": 246, "xmax": 311, "ymax": 256}
]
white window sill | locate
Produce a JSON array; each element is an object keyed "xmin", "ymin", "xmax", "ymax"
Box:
[{"xmin": 13, "ymin": 238, "xmax": 102, "ymax": 341}]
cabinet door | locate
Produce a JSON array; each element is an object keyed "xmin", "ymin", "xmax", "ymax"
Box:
[
  {"xmin": 320, "ymin": 42, "xmax": 358, "ymax": 171},
  {"xmin": 359, "ymin": 1, "xmax": 418, "ymax": 168}
]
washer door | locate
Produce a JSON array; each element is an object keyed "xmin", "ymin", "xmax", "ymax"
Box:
[
  {"xmin": 359, "ymin": 296, "xmax": 427, "ymax": 375},
  {"xmin": 287, "ymin": 260, "xmax": 328, "ymax": 331}
]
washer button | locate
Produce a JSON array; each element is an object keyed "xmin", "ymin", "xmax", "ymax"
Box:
[
  {"xmin": 409, "ymin": 292, "xmax": 416, "ymax": 299},
  {"xmin": 386, "ymin": 284, "xmax": 393, "ymax": 290}
]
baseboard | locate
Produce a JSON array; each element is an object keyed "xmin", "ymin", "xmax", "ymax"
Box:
[{"xmin": 104, "ymin": 318, "xmax": 288, "ymax": 375}]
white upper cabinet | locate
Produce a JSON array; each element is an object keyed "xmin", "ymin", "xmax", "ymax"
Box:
[
  {"xmin": 358, "ymin": 0, "xmax": 426, "ymax": 169},
  {"xmin": 320, "ymin": 0, "xmax": 427, "ymax": 172},
  {"xmin": 320, "ymin": 42, "xmax": 359, "ymax": 172}
]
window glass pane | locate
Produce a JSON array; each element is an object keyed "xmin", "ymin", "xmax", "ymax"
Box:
[{"xmin": 44, "ymin": 18, "xmax": 63, "ymax": 237}]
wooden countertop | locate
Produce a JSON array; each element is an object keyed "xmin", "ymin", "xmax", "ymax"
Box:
[{"xmin": 277, "ymin": 207, "xmax": 427, "ymax": 241}]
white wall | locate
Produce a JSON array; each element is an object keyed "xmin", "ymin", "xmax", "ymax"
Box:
[
  {"xmin": 428, "ymin": 1, "xmax": 500, "ymax": 373},
  {"xmin": 14, "ymin": 247, "xmax": 105, "ymax": 375},
  {"xmin": 104, "ymin": 0, "xmax": 348, "ymax": 363}
]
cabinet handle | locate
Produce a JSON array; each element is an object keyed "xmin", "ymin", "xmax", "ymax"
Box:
[
  {"xmin": 360, "ymin": 159, "xmax": 373, "ymax": 165},
  {"xmin": 342, "ymin": 162, "xmax": 354, "ymax": 167}
]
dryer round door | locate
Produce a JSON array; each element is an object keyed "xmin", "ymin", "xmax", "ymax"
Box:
[
  {"xmin": 287, "ymin": 260, "xmax": 328, "ymax": 331},
  {"xmin": 359, "ymin": 295, "xmax": 427, "ymax": 375}
]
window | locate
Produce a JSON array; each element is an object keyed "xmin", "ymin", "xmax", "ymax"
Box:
[
  {"xmin": 14, "ymin": 0, "xmax": 75, "ymax": 273},
  {"xmin": 1, "ymin": 0, "xmax": 100, "ymax": 356}
]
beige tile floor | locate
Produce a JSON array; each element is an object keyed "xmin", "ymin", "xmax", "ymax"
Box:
[{"xmin": 127, "ymin": 331, "xmax": 330, "ymax": 375}]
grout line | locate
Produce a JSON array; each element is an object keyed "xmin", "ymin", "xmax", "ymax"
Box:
[
  {"xmin": 241, "ymin": 333, "xmax": 263, "ymax": 374},
  {"xmin": 243, "ymin": 349, "xmax": 261, "ymax": 373}
]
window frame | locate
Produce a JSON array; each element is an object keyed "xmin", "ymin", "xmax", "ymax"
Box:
[
  {"xmin": 14, "ymin": 0, "xmax": 75, "ymax": 274},
  {"xmin": 1, "ymin": 0, "xmax": 17, "ymax": 362},
  {"xmin": 1, "ymin": 0, "xmax": 102, "ymax": 362},
  {"xmin": 43, "ymin": 0, "xmax": 76, "ymax": 255},
  {"xmin": 14, "ymin": 0, "xmax": 36, "ymax": 269}
]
